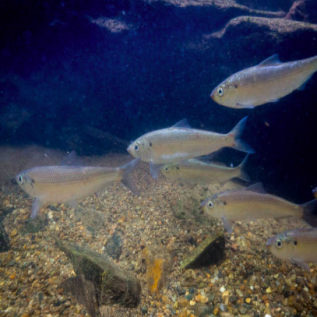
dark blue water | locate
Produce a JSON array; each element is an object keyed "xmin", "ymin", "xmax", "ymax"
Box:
[{"xmin": 1, "ymin": 0, "xmax": 317, "ymax": 204}]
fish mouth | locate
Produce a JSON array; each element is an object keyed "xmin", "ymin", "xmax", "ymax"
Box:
[
  {"xmin": 210, "ymin": 92, "xmax": 215, "ymax": 100},
  {"xmin": 127, "ymin": 146, "xmax": 132, "ymax": 155}
]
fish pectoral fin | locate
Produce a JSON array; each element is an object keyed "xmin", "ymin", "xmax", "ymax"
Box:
[
  {"xmin": 236, "ymin": 103, "xmax": 255, "ymax": 109},
  {"xmin": 172, "ymin": 119, "xmax": 191, "ymax": 129},
  {"xmin": 297, "ymin": 74, "xmax": 314, "ymax": 91},
  {"xmin": 222, "ymin": 217, "xmax": 234, "ymax": 233},
  {"xmin": 68, "ymin": 200, "xmax": 79, "ymax": 209},
  {"xmin": 290, "ymin": 258, "xmax": 310, "ymax": 271},
  {"xmin": 257, "ymin": 54, "xmax": 281, "ymax": 67},
  {"xmin": 31, "ymin": 198, "xmax": 45, "ymax": 219},
  {"xmin": 149, "ymin": 162, "xmax": 164, "ymax": 179}
]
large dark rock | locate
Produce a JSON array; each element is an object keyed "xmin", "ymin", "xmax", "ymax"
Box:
[
  {"xmin": 56, "ymin": 239, "xmax": 141, "ymax": 308},
  {"xmin": 103, "ymin": 231, "xmax": 123, "ymax": 260},
  {"xmin": 61, "ymin": 274, "xmax": 100, "ymax": 317},
  {"xmin": 180, "ymin": 233, "xmax": 225, "ymax": 269}
]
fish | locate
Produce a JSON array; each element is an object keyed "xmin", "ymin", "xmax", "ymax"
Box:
[
  {"xmin": 161, "ymin": 154, "xmax": 250, "ymax": 185},
  {"xmin": 266, "ymin": 228, "xmax": 317, "ymax": 271},
  {"xmin": 200, "ymin": 183, "xmax": 317, "ymax": 233},
  {"xmin": 16, "ymin": 152, "xmax": 140, "ymax": 219},
  {"xmin": 127, "ymin": 117, "xmax": 254, "ymax": 179},
  {"xmin": 210, "ymin": 54, "xmax": 317, "ymax": 108}
]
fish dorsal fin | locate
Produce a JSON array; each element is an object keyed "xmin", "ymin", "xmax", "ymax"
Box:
[
  {"xmin": 172, "ymin": 119, "xmax": 191, "ymax": 129},
  {"xmin": 245, "ymin": 182, "xmax": 266, "ymax": 194},
  {"xmin": 257, "ymin": 54, "xmax": 281, "ymax": 67},
  {"xmin": 60, "ymin": 151, "xmax": 81, "ymax": 166}
]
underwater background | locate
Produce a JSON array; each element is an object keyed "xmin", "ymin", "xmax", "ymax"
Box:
[
  {"xmin": 1, "ymin": 0, "xmax": 317, "ymax": 202},
  {"xmin": 1, "ymin": 0, "xmax": 317, "ymax": 317}
]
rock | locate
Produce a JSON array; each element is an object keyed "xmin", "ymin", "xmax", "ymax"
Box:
[
  {"xmin": 194, "ymin": 303, "xmax": 214, "ymax": 317},
  {"xmin": 142, "ymin": 245, "xmax": 171, "ymax": 294},
  {"xmin": 209, "ymin": 16, "xmax": 317, "ymax": 42},
  {"xmin": 60, "ymin": 274, "xmax": 100, "ymax": 317},
  {"xmin": 285, "ymin": 0, "xmax": 317, "ymax": 23},
  {"xmin": 0, "ymin": 223, "xmax": 10, "ymax": 253},
  {"xmin": 180, "ymin": 233, "xmax": 225, "ymax": 269},
  {"xmin": 55, "ymin": 239, "xmax": 141, "ymax": 307},
  {"xmin": 238, "ymin": 305, "xmax": 248, "ymax": 314},
  {"xmin": 103, "ymin": 231, "xmax": 122, "ymax": 260},
  {"xmin": 177, "ymin": 296, "xmax": 190, "ymax": 309},
  {"xmin": 73, "ymin": 208, "xmax": 106, "ymax": 233}
]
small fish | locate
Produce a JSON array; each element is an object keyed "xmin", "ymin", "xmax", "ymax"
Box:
[
  {"xmin": 266, "ymin": 228, "xmax": 317, "ymax": 271},
  {"xmin": 161, "ymin": 155, "xmax": 250, "ymax": 185},
  {"xmin": 128, "ymin": 117, "xmax": 254, "ymax": 179},
  {"xmin": 16, "ymin": 152, "xmax": 140, "ymax": 219},
  {"xmin": 200, "ymin": 183, "xmax": 317, "ymax": 233},
  {"xmin": 211, "ymin": 54, "xmax": 317, "ymax": 108}
]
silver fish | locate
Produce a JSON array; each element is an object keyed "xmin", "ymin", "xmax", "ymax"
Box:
[
  {"xmin": 161, "ymin": 155, "xmax": 250, "ymax": 185},
  {"xmin": 266, "ymin": 228, "xmax": 317, "ymax": 271},
  {"xmin": 16, "ymin": 153, "xmax": 140, "ymax": 219},
  {"xmin": 128, "ymin": 117, "xmax": 254, "ymax": 179},
  {"xmin": 211, "ymin": 54, "xmax": 317, "ymax": 108},
  {"xmin": 200, "ymin": 183, "xmax": 317, "ymax": 233}
]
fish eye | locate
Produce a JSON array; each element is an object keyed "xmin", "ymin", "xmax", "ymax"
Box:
[
  {"xmin": 165, "ymin": 166, "xmax": 169, "ymax": 171},
  {"xmin": 217, "ymin": 87, "xmax": 224, "ymax": 97},
  {"xmin": 134, "ymin": 144, "xmax": 139, "ymax": 151},
  {"xmin": 18, "ymin": 175, "xmax": 23, "ymax": 184},
  {"xmin": 276, "ymin": 240, "xmax": 283, "ymax": 249},
  {"xmin": 207, "ymin": 200, "xmax": 214, "ymax": 209}
]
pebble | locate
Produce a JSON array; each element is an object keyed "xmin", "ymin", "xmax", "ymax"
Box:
[{"xmin": 220, "ymin": 286, "xmax": 226, "ymax": 293}]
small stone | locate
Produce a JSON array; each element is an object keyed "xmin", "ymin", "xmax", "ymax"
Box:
[
  {"xmin": 177, "ymin": 297, "xmax": 189, "ymax": 309},
  {"xmin": 162, "ymin": 295, "xmax": 169, "ymax": 304},
  {"xmin": 195, "ymin": 294, "xmax": 202, "ymax": 302},
  {"xmin": 245, "ymin": 298, "xmax": 251, "ymax": 304},
  {"xmin": 190, "ymin": 300, "xmax": 196, "ymax": 306},
  {"xmin": 236, "ymin": 289, "xmax": 243, "ymax": 297},
  {"xmin": 185, "ymin": 294, "xmax": 193, "ymax": 300},
  {"xmin": 179, "ymin": 311, "xmax": 187, "ymax": 317},
  {"xmin": 266, "ymin": 287, "xmax": 272, "ymax": 294},
  {"xmin": 220, "ymin": 286, "xmax": 226, "ymax": 293},
  {"xmin": 200, "ymin": 296, "xmax": 208, "ymax": 304},
  {"xmin": 9, "ymin": 272, "xmax": 16, "ymax": 280},
  {"xmin": 10, "ymin": 229, "xmax": 18, "ymax": 237},
  {"xmin": 238, "ymin": 305, "xmax": 248, "ymax": 314}
]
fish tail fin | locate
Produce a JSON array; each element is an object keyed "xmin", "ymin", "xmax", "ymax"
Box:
[
  {"xmin": 228, "ymin": 117, "xmax": 254, "ymax": 154},
  {"xmin": 120, "ymin": 158, "xmax": 141, "ymax": 196},
  {"xmin": 236, "ymin": 154, "xmax": 251, "ymax": 182},
  {"xmin": 301, "ymin": 199, "xmax": 317, "ymax": 227}
]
